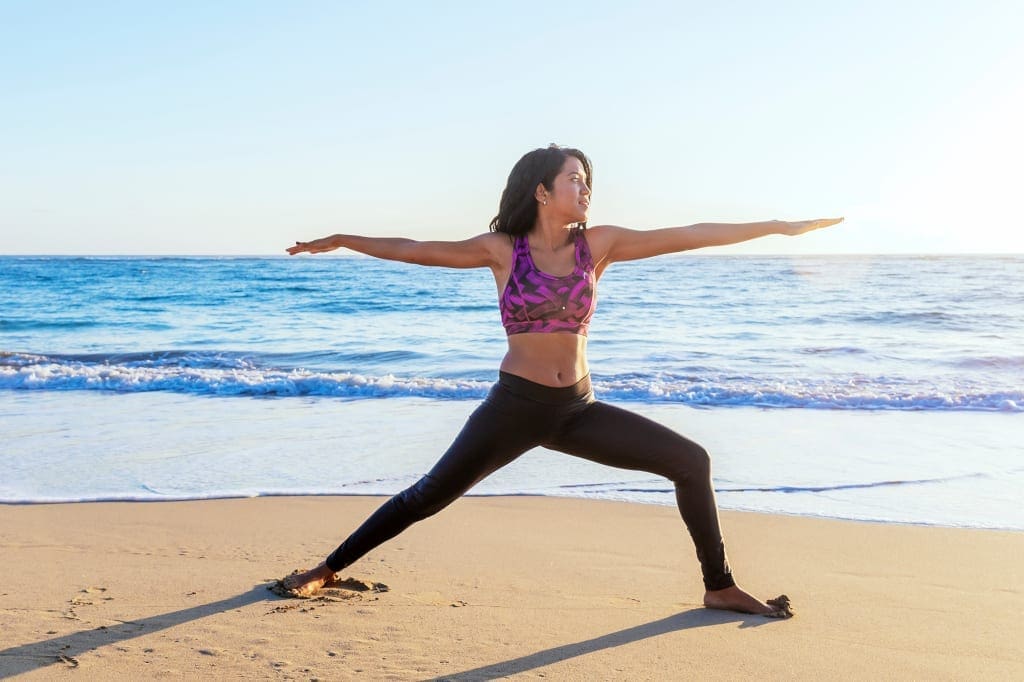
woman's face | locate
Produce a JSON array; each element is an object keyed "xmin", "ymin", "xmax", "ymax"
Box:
[{"xmin": 541, "ymin": 156, "xmax": 591, "ymax": 224}]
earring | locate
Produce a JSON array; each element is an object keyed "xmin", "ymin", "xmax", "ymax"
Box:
[{"xmin": 543, "ymin": 200, "xmax": 548, "ymax": 205}]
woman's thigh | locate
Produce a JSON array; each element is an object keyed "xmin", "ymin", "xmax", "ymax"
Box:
[
  {"xmin": 421, "ymin": 389, "xmax": 551, "ymax": 494},
  {"xmin": 548, "ymin": 401, "xmax": 709, "ymax": 480}
]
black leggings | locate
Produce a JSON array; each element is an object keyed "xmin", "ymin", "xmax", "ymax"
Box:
[{"xmin": 326, "ymin": 372, "xmax": 735, "ymax": 591}]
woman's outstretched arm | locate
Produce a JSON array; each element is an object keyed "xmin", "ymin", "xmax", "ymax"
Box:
[
  {"xmin": 591, "ymin": 218, "xmax": 843, "ymax": 264},
  {"xmin": 287, "ymin": 232, "xmax": 504, "ymax": 269}
]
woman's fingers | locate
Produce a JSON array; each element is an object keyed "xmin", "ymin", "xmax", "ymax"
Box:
[
  {"xmin": 786, "ymin": 217, "xmax": 844, "ymax": 235},
  {"xmin": 288, "ymin": 240, "xmax": 321, "ymax": 255},
  {"xmin": 816, "ymin": 217, "xmax": 844, "ymax": 228}
]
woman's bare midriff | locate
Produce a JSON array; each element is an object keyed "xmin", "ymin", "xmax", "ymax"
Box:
[{"xmin": 499, "ymin": 333, "xmax": 589, "ymax": 387}]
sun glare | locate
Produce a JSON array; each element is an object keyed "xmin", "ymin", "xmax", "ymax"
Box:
[{"xmin": 872, "ymin": 51, "xmax": 1024, "ymax": 254}]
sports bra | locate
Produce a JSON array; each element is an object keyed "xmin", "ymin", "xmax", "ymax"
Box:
[{"xmin": 500, "ymin": 229, "xmax": 597, "ymax": 336}]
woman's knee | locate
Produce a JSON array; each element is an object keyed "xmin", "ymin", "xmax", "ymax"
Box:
[
  {"xmin": 393, "ymin": 474, "xmax": 460, "ymax": 520},
  {"xmin": 666, "ymin": 440, "xmax": 712, "ymax": 482}
]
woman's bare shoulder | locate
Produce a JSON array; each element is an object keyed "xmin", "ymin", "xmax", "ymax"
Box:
[
  {"xmin": 465, "ymin": 230, "xmax": 514, "ymax": 269},
  {"xmin": 474, "ymin": 230, "xmax": 514, "ymax": 252},
  {"xmin": 582, "ymin": 225, "xmax": 626, "ymax": 264},
  {"xmin": 475, "ymin": 230, "xmax": 514, "ymax": 244}
]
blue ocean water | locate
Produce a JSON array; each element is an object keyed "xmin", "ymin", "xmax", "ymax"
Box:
[{"xmin": 2, "ymin": 254, "xmax": 1022, "ymax": 527}]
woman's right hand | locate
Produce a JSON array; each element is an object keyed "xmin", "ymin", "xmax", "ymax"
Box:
[{"xmin": 287, "ymin": 237, "xmax": 339, "ymax": 255}]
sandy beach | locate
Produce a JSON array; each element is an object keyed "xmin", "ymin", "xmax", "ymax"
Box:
[{"xmin": 1, "ymin": 496, "xmax": 1022, "ymax": 680}]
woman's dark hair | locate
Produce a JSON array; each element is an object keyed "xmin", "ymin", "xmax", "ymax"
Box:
[{"xmin": 489, "ymin": 144, "xmax": 593, "ymax": 236}]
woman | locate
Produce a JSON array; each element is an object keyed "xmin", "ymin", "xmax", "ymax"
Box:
[{"xmin": 283, "ymin": 145, "xmax": 842, "ymax": 617}]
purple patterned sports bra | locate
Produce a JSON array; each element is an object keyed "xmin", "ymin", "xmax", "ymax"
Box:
[{"xmin": 500, "ymin": 229, "xmax": 597, "ymax": 336}]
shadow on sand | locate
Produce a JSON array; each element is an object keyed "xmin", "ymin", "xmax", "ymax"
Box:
[
  {"xmin": 0, "ymin": 586, "xmax": 269, "ymax": 677},
  {"xmin": 429, "ymin": 608, "xmax": 780, "ymax": 681},
  {"xmin": 1, "ymin": 590, "xmax": 782, "ymax": 679}
]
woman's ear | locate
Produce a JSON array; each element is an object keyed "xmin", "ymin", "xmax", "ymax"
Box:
[{"xmin": 534, "ymin": 183, "xmax": 548, "ymax": 205}]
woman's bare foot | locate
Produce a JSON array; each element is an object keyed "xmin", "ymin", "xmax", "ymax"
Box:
[
  {"xmin": 703, "ymin": 585, "xmax": 793, "ymax": 618},
  {"xmin": 279, "ymin": 563, "xmax": 337, "ymax": 598}
]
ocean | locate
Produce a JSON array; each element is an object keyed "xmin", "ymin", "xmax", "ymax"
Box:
[{"xmin": 2, "ymin": 254, "xmax": 1022, "ymax": 529}]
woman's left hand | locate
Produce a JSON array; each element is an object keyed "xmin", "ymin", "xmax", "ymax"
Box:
[{"xmin": 775, "ymin": 217, "xmax": 845, "ymax": 236}]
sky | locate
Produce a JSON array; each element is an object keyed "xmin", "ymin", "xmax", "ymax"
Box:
[{"xmin": 2, "ymin": 0, "xmax": 1021, "ymax": 255}]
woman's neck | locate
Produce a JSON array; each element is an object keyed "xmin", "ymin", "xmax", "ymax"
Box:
[{"xmin": 529, "ymin": 221, "xmax": 576, "ymax": 252}]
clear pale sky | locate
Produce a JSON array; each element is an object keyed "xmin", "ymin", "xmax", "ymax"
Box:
[{"xmin": 2, "ymin": 1, "xmax": 1021, "ymax": 255}]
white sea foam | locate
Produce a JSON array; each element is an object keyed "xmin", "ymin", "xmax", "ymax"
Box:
[{"xmin": 1, "ymin": 353, "xmax": 1020, "ymax": 411}]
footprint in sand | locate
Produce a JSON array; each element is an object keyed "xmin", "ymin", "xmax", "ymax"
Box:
[
  {"xmin": 70, "ymin": 586, "xmax": 109, "ymax": 605},
  {"xmin": 64, "ymin": 586, "xmax": 110, "ymax": 620}
]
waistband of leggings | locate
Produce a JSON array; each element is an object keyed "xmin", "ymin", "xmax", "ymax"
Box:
[{"xmin": 497, "ymin": 371, "xmax": 592, "ymax": 403}]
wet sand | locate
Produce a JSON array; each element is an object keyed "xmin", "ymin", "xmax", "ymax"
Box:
[{"xmin": 1, "ymin": 496, "xmax": 1022, "ymax": 680}]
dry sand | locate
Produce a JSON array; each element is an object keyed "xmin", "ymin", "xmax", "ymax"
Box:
[{"xmin": 1, "ymin": 496, "xmax": 1022, "ymax": 680}]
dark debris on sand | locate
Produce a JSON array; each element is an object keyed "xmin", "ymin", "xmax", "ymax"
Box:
[{"xmin": 765, "ymin": 594, "xmax": 794, "ymax": 618}]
